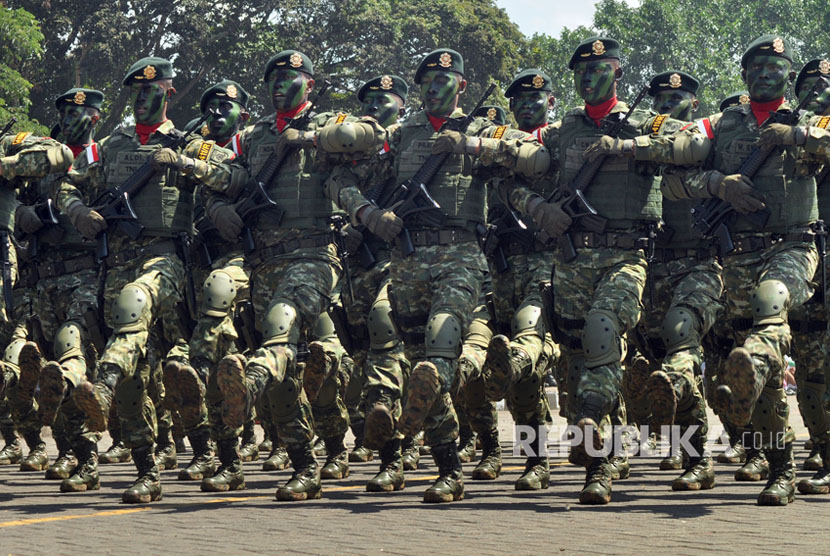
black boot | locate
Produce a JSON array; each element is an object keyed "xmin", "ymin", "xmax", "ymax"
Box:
[
  {"xmin": 758, "ymin": 442, "xmax": 796, "ymax": 506},
  {"xmin": 154, "ymin": 428, "xmax": 177, "ymax": 470},
  {"xmin": 348, "ymin": 418, "xmax": 373, "ymax": 462},
  {"xmin": 20, "ymin": 430, "xmax": 49, "ymax": 471},
  {"xmin": 276, "ymin": 443, "xmax": 321, "ymax": 501},
  {"xmin": 45, "ymin": 434, "xmax": 77, "ymax": 480},
  {"xmin": 423, "ymin": 441, "xmax": 464, "ymax": 503},
  {"xmin": 0, "ymin": 424, "xmax": 21, "ymax": 465},
  {"xmin": 798, "ymin": 442, "xmax": 830, "ymax": 495},
  {"xmin": 579, "ymin": 457, "xmax": 612, "ymax": 505},
  {"xmin": 320, "ymin": 434, "xmax": 349, "ymax": 479},
  {"xmin": 122, "ymin": 445, "xmax": 162, "ymax": 503},
  {"xmin": 366, "ymin": 438, "xmax": 405, "ymax": 492},
  {"xmin": 60, "ymin": 439, "xmax": 100, "ymax": 492},
  {"xmin": 239, "ymin": 419, "xmax": 259, "ymax": 462},
  {"xmin": 471, "ymin": 428, "xmax": 502, "ymax": 480},
  {"xmin": 178, "ymin": 428, "xmax": 216, "ymax": 481},
  {"xmin": 200, "ymin": 437, "xmax": 245, "ymax": 492}
]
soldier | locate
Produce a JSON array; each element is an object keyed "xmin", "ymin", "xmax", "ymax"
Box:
[
  {"xmin": 57, "ymin": 57, "xmax": 244, "ymax": 503},
  {"xmin": 789, "ymin": 59, "xmax": 830, "ymax": 496}
]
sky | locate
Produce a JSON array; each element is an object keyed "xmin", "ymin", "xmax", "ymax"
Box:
[{"xmin": 495, "ymin": 0, "xmax": 632, "ymax": 37}]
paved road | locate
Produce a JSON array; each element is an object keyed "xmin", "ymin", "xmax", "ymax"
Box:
[{"xmin": 1, "ymin": 396, "xmax": 826, "ymax": 555}]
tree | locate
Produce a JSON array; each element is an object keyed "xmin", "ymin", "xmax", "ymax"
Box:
[{"xmin": 0, "ymin": 6, "xmax": 47, "ymax": 133}]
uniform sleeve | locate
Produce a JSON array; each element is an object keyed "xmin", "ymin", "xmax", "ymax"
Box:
[
  {"xmin": 183, "ymin": 138, "xmax": 248, "ymax": 195},
  {"xmin": 802, "ymin": 114, "xmax": 830, "ymax": 161},
  {"xmin": 53, "ymin": 142, "xmax": 101, "ymax": 211},
  {"xmin": 1, "ymin": 138, "xmax": 73, "ymax": 181}
]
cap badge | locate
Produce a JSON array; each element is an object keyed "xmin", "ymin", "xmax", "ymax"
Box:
[
  {"xmin": 226, "ymin": 84, "xmax": 238, "ymax": 99},
  {"xmin": 380, "ymin": 75, "xmax": 393, "ymax": 90},
  {"xmin": 143, "ymin": 65, "xmax": 156, "ymax": 80},
  {"xmin": 739, "ymin": 94, "xmax": 750, "ymax": 105},
  {"xmin": 820, "ymin": 60, "xmax": 830, "ymax": 75},
  {"xmin": 486, "ymin": 108, "xmax": 497, "ymax": 120},
  {"xmin": 289, "ymin": 53, "xmax": 303, "ymax": 68},
  {"xmin": 532, "ymin": 75, "xmax": 545, "ymax": 89},
  {"xmin": 592, "ymin": 40, "xmax": 606, "ymax": 56},
  {"xmin": 73, "ymin": 91, "xmax": 86, "ymax": 105},
  {"xmin": 439, "ymin": 52, "xmax": 452, "ymax": 68},
  {"xmin": 669, "ymin": 73, "xmax": 682, "ymax": 88},
  {"xmin": 772, "ymin": 37, "xmax": 785, "ymax": 54}
]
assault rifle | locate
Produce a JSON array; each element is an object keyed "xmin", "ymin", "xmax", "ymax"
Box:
[
  {"xmin": 0, "ymin": 118, "xmax": 19, "ymax": 313},
  {"xmin": 26, "ymin": 198, "xmax": 60, "ymax": 259},
  {"xmin": 0, "ymin": 118, "xmax": 17, "ymax": 138},
  {"xmin": 374, "ymin": 83, "xmax": 497, "ymax": 256},
  {"xmin": 690, "ymin": 76, "xmax": 829, "ymax": 255},
  {"xmin": 550, "ymin": 85, "xmax": 650, "ymax": 262},
  {"xmin": 92, "ymin": 109, "xmax": 213, "ymax": 263},
  {"xmin": 233, "ymin": 81, "xmax": 331, "ymax": 253},
  {"xmin": 816, "ymin": 220, "xmax": 827, "ymax": 311}
]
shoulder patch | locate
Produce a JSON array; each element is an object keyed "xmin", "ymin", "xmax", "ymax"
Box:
[
  {"xmin": 817, "ymin": 116, "xmax": 830, "ymax": 130},
  {"xmin": 197, "ymin": 142, "xmax": 214, "ymax": 161},
  {"xmin": 12, "ymin": 132, "xmax": 30, "ymax": 145},
  {"xmin": 335, "ymin": 113, "xmax": 349, "ymax": 124},
  {"xmin": 650, "ymin": 114, "xmax": 669, "ymax": 134},
  {"xmin": 493, "ymin": 125, "xmax": 508, "ymax": 140},
  {"xmin": 695, "ymin": 118, "xmax": 715, "ymax": 140}
]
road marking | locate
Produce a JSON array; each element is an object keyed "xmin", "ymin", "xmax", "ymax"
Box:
[{"xmin": 0, "ymin": 507, "xmax": 151, "ymax": 528}]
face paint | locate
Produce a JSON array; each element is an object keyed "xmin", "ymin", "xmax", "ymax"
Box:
[
  {"xmin": 511, "ymin": 91, "xmax": 550, "ymax": 131},
  {"xmin": 745, "ymin": 55, "xmax": 791, "ymax": 102},
  {"xmin": 267, "ymin": 69, "xmax": 309, "ymax": 112},
  {"xmin": 420, "ymin": 70, "xmax": 462, "ymax": 118},
  {"xmin": 652, "ymin": 90, "xmax": 696, "ymax": 121},
  {"xmin": 573, "ymin": 60, "xmax": 617, "ymax": 105},
  {"xmin": 360, "ymin": 91, "xmax": 402, "ymax": 128},
  {"xmin": 798, "ymin": 76, "xmax": 830, "ymax": 115},
  {"xmin": 205, "ymin": 98, "xmax": 243, "ymax": 142},
  {"xmin": 58, "ymin": 105, "xmax": 96, "ymax": 145},
  {"xmin": 130, "ymin": 82, "xmax": 168, "ymax": 125}
]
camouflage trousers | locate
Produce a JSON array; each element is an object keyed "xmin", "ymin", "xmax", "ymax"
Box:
[
  {"xmin": 453, "ymin": 300, "xmax": 498, "ymax": 440},
  {"xmin": 720, "ymin": 239, "xmax": 818, "ymax": 449},
  {"xmin": 553, "ymin": 246, "xmax": 647, "ymax": 435},
  {"xmin": 0, "ymin": 235, "xmax": 17, "ymax": 323},
  {"xmin": 488, "ymin": 251, "xmax": 557, "ymax": 430},
  {"xmin": 390, "ymin": 240, "xmax": 487, "ymax": 447},
  {"xmin": 788, "ymin": 263, "xmax": 830, "ymax": 443},
  {"xmin": 626, "ymin": 255, "xmax": 724, "ymax": 439},
  {"xmin": 98, "ymin": 249, "xmax": 187, "ymax": 448},
  {"xmin": 2, "ymin": 281, "xmax": 38, "ymax": 437},
  {"xmin": 238, "ymin": 247, "xmax": 341, "ymax": 448},
  {"xmin": 308, "ymin": 300, "xmax": 349, "ymax": 440}
]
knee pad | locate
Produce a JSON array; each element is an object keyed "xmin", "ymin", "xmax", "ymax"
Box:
[
  {"xmin": 266, "ymin": 376, "xmax": 302, "ymax": 421},
  {"xmin": 53, "ymin": 321, "xmax": 84, "ymax": 362},
  {"xmin": 367, "ymin": 299, "xmax": 400, "ymax": 351},
  {"xmin": 465, "ymin": 313, "xmax": 493, "ymax": 351},
  {"xmin": 750, "ymin": 280, "xmax": 789, "ymax": 326},
  {"xmin": 115, "ymin": 374, "xmax": 147, "ymax": 419},
  {"xmin": 312, "ymin": 311, "xmax": 337, "ymax": 341},
  {"xmin": 314, "ymin": 375, "xmax": 339, "ymax": 409},
  {"xmin": 201, "ymin": 270, "xmax": 238, "ymax": 318},
  {"xmin": 660, "ymin": 306, "xmax": 702, "ymax": 354},
  {"xmin": 261, "ymin": 300, "xmax": 300, "ymax": 347},
  {"xmin": 424, "ymin": 312, "xmax": 462, "ymax": 358},
  {"xmin": 511, "ymin": 301, "xmax": 546, "ymax": 339},
  {"xmin": 3, "ymin": 338, "xmax": 26, "ymax": 368},
  {"xmin": 582, "ymin": 310, "xmax": 624, "ymax": 368},
  {"xmin": 112, "ymin": 283, "xmax": 151, "ymax": 334}
]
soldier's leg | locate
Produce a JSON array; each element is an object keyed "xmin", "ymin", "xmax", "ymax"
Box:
[
  {"xmin": 0, "ymin": 400, "xmax": 21, "ymax": 465},
  {"xmin": 5, "ymin": 334, "xmax": 49, "ymax": 472},
  {"xmin": 148, "ymin": 354, "xmax": 177, "ymax": 471}
]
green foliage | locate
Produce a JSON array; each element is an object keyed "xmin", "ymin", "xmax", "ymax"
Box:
[{"xmin": 0, "ymin": 6, "xmax": 47, "ymax": 133}]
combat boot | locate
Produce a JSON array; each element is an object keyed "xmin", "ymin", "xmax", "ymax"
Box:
[
  {"xmin": 20, "ymin": 431, "xmax": 49, "ymax": 471},
  {"xmin": 515, "ymin": 457, "xmax": 549, "ymax": 490},
  {"xmin": 276, "ymin": 443, "xmax": 322, "ymax": 501},
  {"xmin": 201, "ymin": 437, "xmax": 245, "ymax": 492},
  {"xmin": 0, "ymin": 425, "xmax": 21, "ymax": 465},
  {"xmin": 258, "ymin": 427, "xmax": 273, "ymax": 453},
  {"xmin": 456, "ymin": 430, "xmax": 477, "ymax": 464},
  {"xmin": 717, "ymin": 433, "xmax": 746, "ymax": 464},
  {"xmin": 100, "ymin": 440, "xmax": 131, "ymax": 464},
  {"xmin": 735, "ymin": 448, "xmax": 769, "ymax": 481},
  {"xmin": 172, "ymin": 359, "xmax": 208, "ymax": 426},
  {"xmin": 660, "ymin": 444, "xmax": 685, "ymax": 471},
  {"xmin": 569, "ymin": 392, "xmax": 608, "ymax": 468},
  {"xmin": 483, "ymin": 336, "xmax": 530, "ymax": 401},
  {"xmin": 239, "ymin": 420, "xmax": 260, "ymax": 462},
  {"xmin": 646, "ymin": 370, "xmax": 676, "ymax": 428},
  {"xmin": 302, "ymin": 341, "xmax": 331, "ymax": 402},
  {"xmin": 263, "ymin": 444, "xmax": 290, "ymax": 471},
  {"xmin": 312, "ymin": 436, "xmax": 327, "ymax": 457},
  {"xmin": 471, "ymin": 429, "xmax": 502, "ymax": 480},
  {"xmin": 798, "ymin": 442, "xmax": 830, "ymax": 495},
  {"xmin": 398, "ymin": 361, "xmax": 441, "ymax": 437},
  {"xmin": 154, "ymin": 428, "xmax": 177, "ymax": 470},
  {"xmin": 757, "ymin": 443, "xmax": 796, "ymax": 506},
  {"xmin": 348, "ymin": 418, "xmax": 373, "ymax": 462},
  {"xmin": 60, "ymin": 439, "xmax": 100, "ymax": 492},
  {"xmin": 17, "ymin": 342, "xmax": 43, "ymax": 404},
  {"xmin": 37, "ymin": 362, "xmax": 68, "ymax": 426},
  {"xmin": 716, "ymin": 347, "xmax": 760, "ymax": 426},
  {"xmin": 45, "ymin": 435, "xmax": 77, "ymax": 480},
  {"xmin": 579, "ymin": 457, "xmax": 613, "ymax": 505},
  {"xmin": 217, "ymin": 353, "xmax": 272, "ymax": 429},
  {"xmin": 178, "ymin": 428, "xmax": 216, "ymax": 481},
  {"xmin": 423, "ymin": 441, "xmax": 464, "ymax": 503},
  {"xmin": 609, "ymin": 453, "xmax": 631, "ymax": 480},
  {"xmin": 174, "ymin": 433, "xmax": 187, "ymax": 454},
  {"xmin": 320, "ymin": 434, "xmax": 349, "ymax": 479},
  {"xmin": 803, "ymin": 441, "xmax": 823, "ymax": 471},
  {"xmin": 672, "ymin": 434, "xmax": 715, "ymax": 491},
  {"xmin": 73, "ymin": 364, "xmax": 120, "ymax": 432},
  {"xmin": 122, "ymin": 445, "xmax": 162, "ymax": 503},
  {"xmin": 401, "ymin": 435, "xmax": 420, "ymax": 471},
  {"xmin": 366, "ymin": 438, "xmax": 405, "ymax": 492},
  {"xmin": 365, "ymin": 401, "xmax": 395, "ymax": 450}
]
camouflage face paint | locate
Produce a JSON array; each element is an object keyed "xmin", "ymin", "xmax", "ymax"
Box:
[
  {"xmin": 652, "ymin": 90, "xmax": 696, "ymax": 121},
  {"xmin": 205, "ymin": 98, "xmax": 243, "ymax": 142},
  {"xmin": 267, "ymin": 69, "xmax": 309, "ymax": 112},
  {"xmin": 511, "ymin": 91, "xmax": 549, "ymax": 131},
  {"xmin": 360, "ymin": 91, "xmax": 403, "ymax": 128},
  {"xmin": 130, "ymin": 82, "xmax": 168, "ymax": 125},
  {"xmin": 58, "ymin": 104, "xmax": 96, "ymax": 146},
  {"xmin": 573, "ymin": 60, "xmax": 617, "ymax": 105},
  {"xmin": 420, "ymin": 70, "xmax": 462, "ymax": 118},
  {"xmin": 745, "ymin": 55, "xmax": 791, "ymax": 102},
  {"xmin": 798, "ymin": 76, "xmax": 830, "ymax": 115}
]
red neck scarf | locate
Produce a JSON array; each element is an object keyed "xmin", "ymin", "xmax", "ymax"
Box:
[
  {"xmin": 750, "ymin": 97, "xmax": 785, "ymax": 126},
  {"xmin": 276, "ymin": 102, "xmax": 309, "ymax": 133},
  {"xmin": 135, "ymin": 121, "xmax": 166, "ymax": 145},
  {"xmin": 585, "ymin": 96, "xmax": 618, "ymax": 127},
  {"xmin": 67, "ymin": 144, "xmax": 85, "ymax": 158},
  {"xmin": 216, "ymin": 138, "xmax": 230, "ymax": 148},
  {"xmin": 427, "ymin": 113, "xmax": 447, "ymax": 132}
]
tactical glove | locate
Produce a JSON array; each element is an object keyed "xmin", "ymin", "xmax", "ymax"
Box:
[
  {"xmin": 583, "ymin": 135, "xmax": 634, "ymax": 162},
  {"xmin": 758, "ymin": 123, "xmax": 806, "ymax": 147},
  {"xmin": 15, "ymin": 205, "xmax": 43, "ymax": 234},
  {"xmin": 710, "ymin": 173, "xmax": 766, "ymax": 214},
  {"xmin": 65, "ymin": 201, "xmax": 106, "ymax": 240},
  {"xmin": 432, "ymin": 130, "xmax": 481, "ymax": 155},
  {"xmin": 207, "ymin": 202, "xmax": 244, "ymax": 243},
  {"xmin": 280, "ymin": 128, "xmax": 317, "ymax": 147},
  {"xmin": 360, "ymin": 206, "xmax": 403, "ymax": 242},
  {"xmin": 341, "ymin": 223, "xmax": 365, "ymax": 254},
  {"xmin": 151, "ymin": 147, "xmax": 208, "ymax": 177},
  {"xmin": 528, "ymin": 197, "xmax": 572, "ymax": 239}
]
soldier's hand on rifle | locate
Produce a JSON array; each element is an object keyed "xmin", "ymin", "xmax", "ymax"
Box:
[
  {"xmin": 65, "ymin": 200, "xmax": 106, "ymax": 240},
  {"xmin": 710, "ymin": 173, "xmax": 766, "ymax": 214},
  {"xmin": 583, "ymin": 135, "xmax": 634, "ymax": 162},
  {"xmin": 207, "ymin": 201, "xmax": 244, "ymax": 242},
  {"xmin": 528, "ymin": 197, "xmax": 572, "ymax": 239},
  {"xmin": 758, "ymin": 123, "xmax": 807, "ymax": 147},
  {"xmin": 359, "ymin": 205, "xmax": 403, "ymax": 242},
  {"xmin": 342, "ymin": 223, "xmax": 364, "ymax": 254},
  {"xmin": 280, "ymin": 128, "xmax": 316, "ymax": 148},
  {"xmin": 14, "ymin": 205, "xmax": 43, "ymax": 234},
  {"xmin": 432, "ymin": 130, "xmax": 482, "ymax": 155}
]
